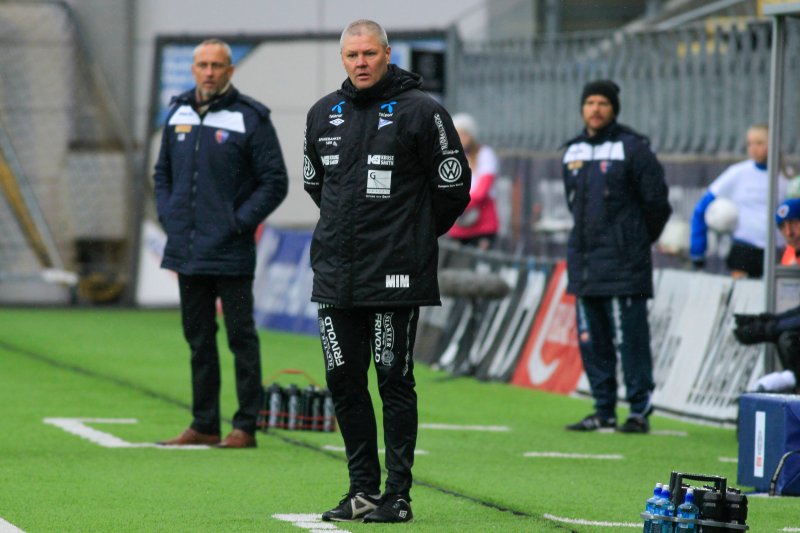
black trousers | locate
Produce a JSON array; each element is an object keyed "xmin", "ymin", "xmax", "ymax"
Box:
[
  {"xmin": 178, "ymin": 274, "xmax": 262, "ymax": 435},
  {"xmin": 318, "ymin": 305, "xmax": 419, "ymax": 499}
]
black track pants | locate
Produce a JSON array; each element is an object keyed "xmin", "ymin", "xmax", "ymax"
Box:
[{"xmin": 317, "ymin": 305, "xmax": 419, "ymax": 499}]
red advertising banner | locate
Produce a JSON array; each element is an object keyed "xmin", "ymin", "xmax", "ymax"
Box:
[{"xmin": 510, "ymin": 261, "xmax": 584, "ymax": 394}]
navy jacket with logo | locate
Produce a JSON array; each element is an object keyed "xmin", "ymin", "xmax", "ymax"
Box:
[
  {"xmin": 562, "ymin": 121, "xmax": 671, "ymax": 298},
  {"xmin": 304, "ymin": 65, "xmax": 471, "ymax": 307},
  {"xmin": 153, "ymin": 86, "xmax": 288, "ymax": 276}
]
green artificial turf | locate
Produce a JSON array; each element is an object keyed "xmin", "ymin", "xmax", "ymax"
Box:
[{"xmin": 0, "ymin": 308, "xmax": 797, "ymax": 532}]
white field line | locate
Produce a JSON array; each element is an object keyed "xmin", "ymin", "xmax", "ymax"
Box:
[
  {"xmin": 43, "ymin": 418, "xmax": 209, "ymax": 449},
  {"xmin": 524, "ymin": 451, "xmax": 623, "ymax": 460},
  {"xmin": 782, "ymin": 528, "xmax": 800, "ymax": 532},
  {"xmin": 273, "ymin": 513, "xmax": 350, "ymax": 532},
  {"xmin": 650, "ymin": 429, "xmax": 688, "ymax": 437},
  {"xmin": 0, "ymin": 518, "xmax": 25, "ymax": 532},
  {"xmin": 543, "ymin": 513, "xmax": 640, "ymax": 528},
  {"xmin": 322, "ymin": 445, "xmax": 429, "ymax": 455},
  {"xmin": 419, "ymin": 423, "xmax": 510, "ymax": 432},
  {"xmin": 718, "ymin": 456, "xmax": 738, "ymax": 463}
]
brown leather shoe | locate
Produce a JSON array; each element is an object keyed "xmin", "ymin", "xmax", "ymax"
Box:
[
  {"xmin": 215, "ymin": 429, "xmax": 256, "ymax": 449},
  {"xmin": 158, "ymin": 428, "xmax": 220, "ymax": 446}
]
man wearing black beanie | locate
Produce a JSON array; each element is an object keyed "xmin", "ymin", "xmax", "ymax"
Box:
[{"xmin": 562, "ymin": 80, "xmax": 672, "ymax": 434}]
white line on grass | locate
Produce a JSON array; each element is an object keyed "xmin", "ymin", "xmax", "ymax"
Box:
[
  {"xmin": 0, "ymin": 518, "xmax": 25, "ymax": 532},
  {"xmin": 524, "ymin": 451, "xmax": 623, "ymax": 460},
  {"xmin": 543, "ymin": 513, "xmax": 640, "ymax": 528},
  {"xmin": 782, "ymin": 528, "xmax": 800, "ymax": 532},
  {"xmin": 43, "ymin": 418, "xmax": 209, "ymax": 449},
  {"xmin": 322, "ymin": 445, "xmax": 429, "ymax": 455},
  {"xmin": 273, "ymin": 513, "xmax": 350, "ymax": 532},
  {"xmin": 718, "ymin": 456, "xmax": 738, "ymax": 463},
  {"xmin": 419, "ymin": 423, "xmax": 510, "ymax": 432},
  {"xmin": 650, "ymin": 429, "xmax": 688, "ymax": 437}
]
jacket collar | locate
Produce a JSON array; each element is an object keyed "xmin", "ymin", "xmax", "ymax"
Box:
[{"xmin": 338, "ymin": 64, "xmax": 422, "ymax": 104}]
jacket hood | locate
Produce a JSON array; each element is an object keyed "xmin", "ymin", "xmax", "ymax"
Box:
[{"xmin": 338, "ymin": 64, "xmax": 422, "ymax": 104}]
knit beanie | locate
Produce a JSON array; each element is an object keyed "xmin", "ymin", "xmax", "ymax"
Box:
[{"xmin": 581, "ymin": 80, "xmax": 620, "ymax": 116}]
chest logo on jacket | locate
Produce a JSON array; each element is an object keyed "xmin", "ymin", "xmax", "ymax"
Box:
[
  {"xmin": 367, "ymin": 170, "xmax": 392, "ymax": 198},
  {"xmin": 329, "ymin": 100, "xmax": 346, "ymax": 126},
  {"xmin": 378, "ymin": 101, "xmax": 396, "ymax": 130},
  {"xmin": 214, "ymin": 129, "xmax": 229, "ymax": 144},
  {"xmin": 599, "ymin": 160, "xmax": 611, "ymax": 174}
]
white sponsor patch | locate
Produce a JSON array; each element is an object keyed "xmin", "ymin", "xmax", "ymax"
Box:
[
  {"xmin": 273, "ymin": 514, "xmax": 352, "ymax": 532},
  {"xmin": 438, "ymin": 157, "xmax": 462, "ymax": 183},
  {"xmin": 562, "ymin": 140, "xmax": 625, "ymax": 164},
  {"xmin": 434, "ymin": 113, "xmax": 448, "ymax": 152},
  {"xmin": 168, "ymin": 105, "xmax": 201, "ymax": 126},
  {"xmin": 320, "ymin": 316, "xmax": 345, "ymax": 370},
  {"xmin": 329, "ymin": 118, "xmax": 344, "ymax": 126},
  {"xmin": 321, "ymin": 154, "xmax": 339, "ymax": 166},
  {"xmin": 368, "ymin": 154, "xmax": 394, "ymax": 166},
  {"xmin": 420, "ymin": 423, "xmax": 510, "ymax": 432},
  {"xmin": 303, "ymin": 156, "xmax": 316, "ymax": 180},
  {"xmin": 366, "ymin": 169, "xmax": 392, "ymax": 197},
  {"xmin": 385, "ymin": 274, "xmax": 409, "ymax": 288},
  {"xmin": 523, "ymin": 451, "xmax": 623, "ymax": 460},
  {"xmin": 543, "ymin": 514, "xmax": 640, "ymax": 528},
  {"xmin": 203, "ymin": 109, "xmax": 246, "ymax": 133},
  {"xmin": 43, "ymin": 418, "xmax": 209, "ymax": 449},
  {"xmin": 378, "ymin": 118, "xmax": 393, "ymax": 130},
  {"xmin": 754, "ymin": 410, "xmax": 765, "ymax": 477}
]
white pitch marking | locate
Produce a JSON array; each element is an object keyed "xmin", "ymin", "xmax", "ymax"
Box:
[
  {"xmin": 322, "ymin": 445, "xmax": 429, "ymax": 455},
  {"xmin": 273, "ymin": 514, "xmax": 350, "ymax": 532},
  {"xmin": 718, "ymin": 456, "xmax": 738, "ymax": 463},
  {"xmin": 43, "ymin": 418, "xmax": 209, "ymax": 449},
  {"xmin": 0, "ymin": 518, "xmax": 25, "ymax": 532},
  {"xmin": 651, "ymin": 429, "xmax": 688, "ymax": 437},
  {"xmin": 543, "ymin": 513, "xmax": 640, "ymax": 528},
  {"xmin": 781, "ymin": 528, "xmax": 800, "ymax": 532},
  {"xmin": 523, "ymin": 451, "xmax": 623, "ymax": 460},
  {"xmin": 419, "ymin": 423, "xmax": 510, "ymax": 432}
]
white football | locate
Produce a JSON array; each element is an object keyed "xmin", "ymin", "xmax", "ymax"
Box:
[{"xmin": 705, "ymin": 198, "xmax": 739, "ymax": 233}]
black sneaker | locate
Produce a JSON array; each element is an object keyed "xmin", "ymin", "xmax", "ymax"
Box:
[
  {"xmin": 618, "ymin": 415, "xmax": 650, "ymax": 434},
  {"xmin": 321, "ymin": 492, "xmax": 380, "ymax": 522},
  {"xmin": 565, "ymin": 413, "xmax": 616, "ymax": 431},
  {"xmin": 362, "ymin": 495, "xmax": 413, "ymax": 523}
]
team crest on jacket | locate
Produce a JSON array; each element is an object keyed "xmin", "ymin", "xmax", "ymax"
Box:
[{"xmin": 215, "ymin": 129, "xmax": 229, "ymax": 144}]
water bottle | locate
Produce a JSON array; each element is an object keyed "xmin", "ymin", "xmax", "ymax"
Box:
[
  {"xmin": 676, "ymin": 488, "xmax": 699, "ymax": 530},
  {"xmin": 310, "ymin": 388, "xmax": 323, "ymax": 431},
  {"xmin": 655, "ymin": 486, "xmax": 674, "ymax": 533},
  {"xmin": 301, "ymin": 385, "xmax": 316, "ymax": 430},
  {"xmin": 643, "ymin": 483, "xmax": 663, "ymax": 533},
  {"xmin": 322, "ymin": 388, "xmax": 335, "ymax": 432},
  {"xmin": 266, "ymin": 383, "xmax": 283, "ymax": 428},
  {"xmin": 286, "ymin": 384, "xmax": 301, "ymax": 430}
]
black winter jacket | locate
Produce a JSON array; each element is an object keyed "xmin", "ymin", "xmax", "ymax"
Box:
[
  {"xmin": 562, "ymin": 121, "xmax": 671, "ymax": 297},
  {"xmin": 154, "ymin": 86, "xmax": 288, "ymax": 276},
  {"xmin": 304, "ymin": 65, "xmax": 471, "ymax": 307}
]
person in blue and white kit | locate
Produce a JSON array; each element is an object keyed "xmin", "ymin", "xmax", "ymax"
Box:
[
  {"xmin": 562, "ymin": 80, "xmax": 672, "ymax": 434},
  {"xmin": 733, "ymin": 198, "xmax": 800, "ymax": 393},
  {"xmin": 690, "ymin": 124, "xmax": 787, "ymax": 278}
]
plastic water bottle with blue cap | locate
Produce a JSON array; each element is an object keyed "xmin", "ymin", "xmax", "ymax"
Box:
[
  {"xmin": 655, "ymin": 486, "xmax": 674, "ymax": 533},
  {"xmin": 676, "ymin": 488, "xmax": 698, "ymax": 530},
  {"xmin": 643, "ymin": 482, "xmax": 663, "ymax": 533}
]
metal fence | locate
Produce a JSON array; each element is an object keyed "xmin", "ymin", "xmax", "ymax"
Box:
[{"xmin": 447, "ymin": 18, "xmax": 800, "ymax": 156}]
